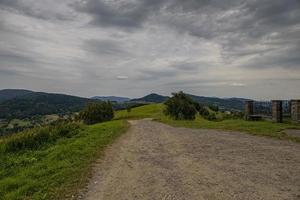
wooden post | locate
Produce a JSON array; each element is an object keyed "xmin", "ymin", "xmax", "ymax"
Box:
[
  {"xmin": 245, "ymin": 100, "xmax": 253, "ymax": 120},
  {"xmin": 291, "ymin": 100, "xmax": 300, "ymax": 122},
  {"xmin": 272, "ymin": 100, "xmax": 282, "ymax": 123}
]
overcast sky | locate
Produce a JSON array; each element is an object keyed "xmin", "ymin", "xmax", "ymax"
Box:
[{"xmin": 0, "ymin": 0, "xmax": 299, "ymax": 100}]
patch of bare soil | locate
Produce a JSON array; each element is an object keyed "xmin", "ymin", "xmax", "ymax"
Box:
[
  {"xmin": 81, "ymin": 119, "xmax": 300, "ymax": 200},
  {"xmin": 285, "ymin": 129, "xmax": 300, "ymax": 138}
]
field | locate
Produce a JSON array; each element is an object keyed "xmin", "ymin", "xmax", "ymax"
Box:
[
  {"xmin": 115, "ymin": 103, "xmax": 300, "ymax": 142},
  {"xmin": 1, "ymin": 103, "xmax": 300, "ymax": 199},
  {"xmin": 0, "ymin": 120, "xmax": 128, "ymax": 199}
]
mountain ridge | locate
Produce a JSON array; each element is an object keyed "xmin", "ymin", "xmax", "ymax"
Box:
[
  {"xmin": 131, "ymin": 93, "xmax": 169, "ymax": 103},
  {"xmin": 0, "ymin": 89, "xmax": 251, "ymax": 119},
  {"xmin": 92, "ymin": 96, "xmax": 130, "ymax": 103},
  {"xmin": 0, "ymin": 89, "xmax": 34, "ymax": 102},
  {"xmin": 0, "ymin": 91, "xmax": 97, "ymax": 119}
]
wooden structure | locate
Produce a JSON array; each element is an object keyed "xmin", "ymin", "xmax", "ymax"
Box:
[
  {"xmin": 291, "ymin": 100, "xmax": 300, "ymax": 122},
  {"xmin": 244, "ymin": 100, "xmax": 254, "ymax": 120},
  {"xmin": 272, "ymin": 100, "xmax": 283, "ymax": 123}
]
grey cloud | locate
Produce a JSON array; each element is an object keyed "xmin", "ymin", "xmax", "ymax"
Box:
[
  {"xmin": 0, "ymin": 50, "xmax": 35, "ymax": 65},
  {"xmin": 137, "ymin": 60, "xmax": 205, "ymax": 81},
  {"xmin": 0, "ymin": 0, "xmax": 76, "ymax": 20},
  {"xmin": 242, "ymin": 44, "xmax": 300, "ymax": 70},
  {"xmin": 117, "ymin": 75, "xmax": 128, "ymax": 80},
  {"xmin": 170, "ymin": 61, "xmax": 213, "ymax": 72},
  {"xmin": 1, "ymin": 0, "xmax": 300, "ymax": 99},
  {"xmin": 0, "ymin": 68, "xmax": 22, "ymax": 76},
  {"xmin": 83, "ymin": 39, "xmax": 130, "ymax": 56},
  {"xmin": 137, "ymin": 68, "xmax": 178, "ymax": 81},
  {"xmin": 74, "ymin": 0, "xmax": 164, "ymax": 29}
]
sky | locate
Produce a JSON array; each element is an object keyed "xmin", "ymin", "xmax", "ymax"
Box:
[{"xmin": 0, "ymin": 0, "xmax": 300, "ymax": 100}]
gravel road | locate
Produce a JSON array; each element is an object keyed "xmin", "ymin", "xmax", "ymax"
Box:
[{"xmin": 82, "ymin": 119, "xmax": 300, "ymax": 200}]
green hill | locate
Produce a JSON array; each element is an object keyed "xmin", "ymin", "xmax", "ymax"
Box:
[
  {"xmin": 130, "ymin": 93, "xmax": 249, "ymax": 111},
  {"xmin": 0, "ymin": 89, "xmax": 33, "ymax": 102},
  {"xmin": 131, "ymin": 93, "xmax": 169, "ymax": 103},
  {"xmin": 0, "ymin": 92, "xmax": 97, "ymax": 119},
  {"xmin": 187, "ymin": 94, "xmax": 249, "ymax": 111},
  {"xmin": 91, "ymin": 96, "xmax": 130, "ymax": 103}
]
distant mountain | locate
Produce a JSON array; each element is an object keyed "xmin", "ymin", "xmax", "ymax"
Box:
[
  {"xmin": 131, "ymin": 93, "xmax": 169, "ymax": 103},
  {"xmin": 0, "ymin": 89, "xmax": 250, "ymax": 119},
  {"xmin": 92, "ymin": 96, "xmax": 130, "ymax": 103},
  {"xmin": 0, "ymin": 92, "xmax": 97, "ymax": 119},
  {"xmin": 187, "ymin": 94, "xmax": 249, "ymax": 111},
  {"xmin": 131, "ymin": 93, "xmax": 249, "ymax": 111},
  {"xmin": 0, "ymin": 89, "xmax": 33, "ymax": 102}
]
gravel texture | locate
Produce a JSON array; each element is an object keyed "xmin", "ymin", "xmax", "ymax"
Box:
[{"xmin": 82, "ymin": 119, "xmax": 300, "ymax": 200}]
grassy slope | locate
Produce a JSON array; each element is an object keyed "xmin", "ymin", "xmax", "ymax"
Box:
[
  {"xmin": 115, "ymin": 104, "xmax": 300, "ymax": 142},
  {"xmin": 0, "ymin": 120, "xmax": 128, "ymax": 200}
]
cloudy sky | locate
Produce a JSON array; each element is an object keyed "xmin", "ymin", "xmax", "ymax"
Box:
[{"xmin": 0, "ymin": 0, "xmax": 299, "ymax": 100}]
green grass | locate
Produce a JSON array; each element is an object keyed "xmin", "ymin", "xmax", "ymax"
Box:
[
  {"xmin": 8, "ymin": 119, "xmax": 32, "ymax": 129},
  {"xmin": 43, "ymin": 114, "xmax": 60, "ymax": 123},
  {"xmin": 115, "ymin": 103, "xmax": 163, "ymax": 120},
  {"xmin": 115, "ymin": 103, "xmax": 300, "ymax": 142},
  {"xmin": 0, "ymin": 120, "xmax": 128, "ymax": 199},
  {"xmin": 1, "ymin": 104, "xmax": 299, "ymax": 199}
]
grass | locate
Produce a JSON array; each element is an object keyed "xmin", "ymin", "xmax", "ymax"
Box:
[
  {"xmin": 8, "ymin": 119, "xmax": 32, "ymax": 129},
  {"xmin": 115, "ymin": 103, "xmax": 300, "ymax": 142},
  {"xmin": 43, "ymin": 114, "xmax": 60, "ymax": 123},
  {"xmin": 1, "ymin": 104, "xmax": 299, "ymax": 199},
  {"xmin": 0, "ymin": 120, "xmax": 128, "ymax": 199},
  {"xmin": 115, "ymin": 103, "xmax": 163, "ymax": 120}
]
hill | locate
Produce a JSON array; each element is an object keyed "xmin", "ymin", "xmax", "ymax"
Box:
[
  {"xmin": 131, "ymin": 93, "xmax": 169, "ymax": 103},
  {"xmin": 92, "ymin": 96, "xmax": 130, "ymax": 103},
  {"xmin": 0, "ymin": 89, "xmax": 33, "ymax": 102},
  {"xmin": 0, "ymin": 92, "xmax": 97, "ymax": 119},
  {"xmin": 187, "ymin": 94, "xmax": 250, "ymax": 111},
  {"xmin": 130, "ymin": 93, "xmax": 249, "ymax": 111}
]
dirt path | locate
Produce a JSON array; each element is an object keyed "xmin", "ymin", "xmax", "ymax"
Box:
[{"xmin": 82, "ymin": 119, "xmax": 300, "ymax": 200}]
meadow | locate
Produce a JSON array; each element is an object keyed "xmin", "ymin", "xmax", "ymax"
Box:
[
  {"xmin": 0, "ymin": 120, "xmax": 128, "ymax": 199},
  {"xmin": 1, "ymin": 103, "xmax": 300, "ymax": 199},
  {"xmin": 115, "ymin": 103, "xmax": 300, "ymax": 142}
]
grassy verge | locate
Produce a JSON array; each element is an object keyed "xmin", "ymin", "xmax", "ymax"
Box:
[
  {"xmin": 0, "ymin": 120, "xmax": 128, "ymax": 199},
  {"xmin": 115, "ymin": 104, "xmax": 300, "ymax": 142}
]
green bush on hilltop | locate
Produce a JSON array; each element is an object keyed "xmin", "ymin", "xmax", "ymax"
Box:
[
  {"xmin": 164, "ymin": 92, "xmax": 198, "ymax": 120},
  {"xmin": 197, "ymin": 105, "xmax": 210, "ymax": 117},
  {"xmin": 208, "ymin": 104, "xmax": 219, "ymax": 112},
  {"xmin": 3, "ymin": 123, "xmax": 80, "ymax": 152},
  {"xmin": 79, "ymin": 101, "xmax": 114, "ymax": 125}
]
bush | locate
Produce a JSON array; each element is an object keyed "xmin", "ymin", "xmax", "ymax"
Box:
[
  {"xmin": 205, "ymin": 113, "xmax": 217, "ymax": 121},
  {"xmin": 208, "ymin": 104, "xmax": 219, "ymax": 112},
  {"xmin": 196, "ymin": 104, "xmax": 218, "ymax": 121},
  {"xmin": 3, "ymin": 123, "xmax": 80, "ymax": 152},
  {"xmin": 79, "ymin": 102, "xmax": 114, "ymax": 125},
  {"xmin": 164, "ymin": 92, "xmax": 197, "ymax": 120},
  {"xmin": 198, "ymin": 106, "xmax": 210, "ymax": 117}
]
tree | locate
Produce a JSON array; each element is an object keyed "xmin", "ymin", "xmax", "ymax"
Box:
[
  {"xmin": 198, "ymin": 106, "xmax": 210, "ymax": 117},
  {"xmin": 79, "ymin": 102, "xmax": 114, "ymax": 125},
  {"xmin": 164, "ymin": 91, "xmax": 197, "ymax": 120},
  {"xmin": 208, "ymin": 104, "xmax": 219, "ymax": 112},
  {"xmin": 126, "ymin": 105, "xmax": 131, "ymax": 113}
]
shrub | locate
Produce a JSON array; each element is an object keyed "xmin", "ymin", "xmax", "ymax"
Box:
[
  {"xmin": 3, "ymin": 123, "xmax": 80, "ymax": 152},
  {"xmin": 198, "ymin": 106, "xmax": 210, "ymax": 117},
  {"xmin": 204, "ymin": 113, "xmax": 217, "ymax": 121},
  {"xmin": 79, "ymin": 102, "xmax": 114, "ymax": 125},
  {"xmin": 208, "ymin": 104, "xmax": 219, "ymax": 112},
  {"xmin": 164, "ymin": 92, "xmax": 197, "ymax": 120}
]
